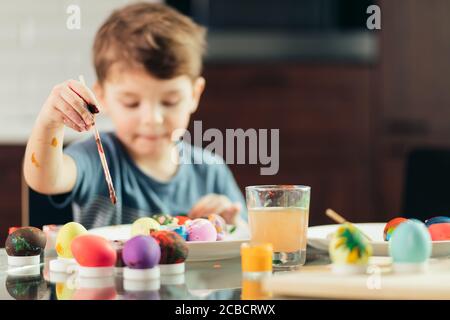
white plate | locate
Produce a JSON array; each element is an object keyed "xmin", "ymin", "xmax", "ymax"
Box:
[
  {"xmin": 88, "ymin": 224, "xmax": 249, "ymax": 262},
  {"xmin": 307, "ymin": 223, "xmax": 450, "ymax": 257}
]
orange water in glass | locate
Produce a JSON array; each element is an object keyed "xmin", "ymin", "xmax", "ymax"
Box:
[{"xmin": 248, "ymin": 207, "xmax": 309, "ymax": 253}]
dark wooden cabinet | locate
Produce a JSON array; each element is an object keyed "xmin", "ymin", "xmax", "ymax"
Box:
[
  {"xmin": 191, "ymin": 63, "xmax": 374, "ymax": 226},
  {"xmin": 0, "ymin": 146, "xmax": 25, "ymax": 244}
]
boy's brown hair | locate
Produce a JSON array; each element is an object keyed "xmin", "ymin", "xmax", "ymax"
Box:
[{"xmin": 93, "ymin": 2, "xmax": 206, "ymax": 83}]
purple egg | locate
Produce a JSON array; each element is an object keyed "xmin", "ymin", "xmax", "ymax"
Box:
[{"xmin": 122, "ymin": 236, "xmax": 161, "ymax": 269}]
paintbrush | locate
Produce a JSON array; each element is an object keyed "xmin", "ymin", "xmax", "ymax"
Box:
[
  {"xmin": 325, "ymin": 208, "xmax": 372, "ymax": 241},
  {"xmin": 78, "ymin": 75, "xmax": 117, "ymax": 205}
]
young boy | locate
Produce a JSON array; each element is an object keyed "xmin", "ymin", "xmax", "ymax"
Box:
[{"xmin": 23, "ymin": 3, "xmax": 247, "ymax": 230}]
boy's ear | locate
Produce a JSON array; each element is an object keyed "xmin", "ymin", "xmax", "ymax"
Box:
[
  {"xmin": 190, "ymin": 76, "xmax": 206, "ymax": 114},
  {"xmin": 93, "ymin": 82, "xmax": 108, "ymax": 114}
]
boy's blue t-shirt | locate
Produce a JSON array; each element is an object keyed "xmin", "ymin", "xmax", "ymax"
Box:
[{"xmin": 54, "ymin": 132, "xmax": 247, "ymax": 229}]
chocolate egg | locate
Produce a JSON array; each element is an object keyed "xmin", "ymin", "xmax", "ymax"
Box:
[
  {"xmin": 6, "ymin": 275, "xmax": 48, "ymax": 300},
  {"xmin": 5, "ymin": 227, "xmax": 47, "ymax": 256},
  {"xmin": 71, "ymin": 234, "xmax": 117, "ymax": 267},
  {"xmin": 151, "ymin": 230, "xmax": 188, "ymax": 264},
  {"xmin": 122, "ymin": 235, "xmax": 161, "ymax": 269},
  {"xmin": 186, "ymin": 219, "xmax": 217, "ymax": 242},
  {"xmin": 425, "ymin": 216, "xmax": 450, "ymax": 226},
  {"xmin": 428, "ymin": 223, "xmax": 450, "ymax": 241},
  {"xmin": 131, "ymin": 217, "xmax": 161, "ymax": 236},
  {"xmin": 329, "ymin": 223, "xmax": 372, "ymax": 266},
  {"xmin": 55, "ymin": 222, "xmax": 87, "ymax": 258},
  {"xmin": 383, "ymin": 217, "xmax": 407, "ymax": 241},
  {"xmin": 389, "ymin": 219, "xmax": 431, "ymax": 264}
]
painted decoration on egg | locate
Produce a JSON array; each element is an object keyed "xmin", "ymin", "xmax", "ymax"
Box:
[
  {"xmin": 383, "ymin": 217, "xmax": 407, "ymax": 241},
  {"xmin": 5, "ymin": 227, "xmax": 47, "ymax": 257},
  {"xmin": 151, "ymin": 230, "xmax": 189, "ymax": 264},
  {"xmin": 329, "ymin": 223, "xmax": 372, "ymax": 265},
  {"xmin": 152, "ymin": 214, "xmax": 178, "ymax": 226}
]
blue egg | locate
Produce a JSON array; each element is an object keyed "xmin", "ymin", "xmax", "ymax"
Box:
[
  {"xmin": 425, "ymin": 216, "xmax": 450, "ymax": 226},
  {"xmin": 389, "ymin": 219, "xmax": 431, "ymax": 263}
]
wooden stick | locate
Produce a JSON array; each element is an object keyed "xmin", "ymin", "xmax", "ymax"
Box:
[
  {"xmin": 79, "ymin": 75, "xmax": 117, "ymax": 205},
  {"xmin": 326, "ymin": 208, "xmax": 372, "ymax": 241}
]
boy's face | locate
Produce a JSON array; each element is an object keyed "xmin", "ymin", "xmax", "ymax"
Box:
[{"xmin": 95, "ymin": 67, "xmax": 205, "ymax": 159}]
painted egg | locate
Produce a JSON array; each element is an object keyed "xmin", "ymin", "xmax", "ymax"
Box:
[
  {"xmin": 428, "ymin": 223, "xmax": 450, "ymax": 241},
  {"xmin": 207, "ymin": 214, "xmax": 227, "ymax": 240},
  {"xmin": 55, "ymin": 282, "xmax": 75, "ymax": 300},
  {"xmin": 6, "ymin": 275, "xmax": 48, "ymax": 300},
  {"xmin": 383, "ymin": 217, "xmax": 408, "ymax": 241},
  {"xmin": 73, "ymin": 287, "xmax": 117, "ymax": 300},
  {"xmin": 329, "ymin": 223, "xmax": 372, "ymax": 265},
  {"xmin": 55, "ymin": 222, "xmax": 87, "ymax": 258},
  {"xmin": 131, "ymin": 217, "xmax": 161, "ymax": 236},
  {"xmin": 186, "ymin": 219, "xmax": 217, "ymax": 242},
  {"xmin": 425, "ymin": 216, "xmax": 450, "ymax": 226},
  {"xmin": 175, "ymin": 215, "xmax": 191, "ymax": 225},
  {"xmin": 71, "ymin": 234, "xmax": 117, "ymax": 267},
  {"xmin": 152, "ymin": 213, "xmax": 178, "ymax": 226},
  {"xmin": 5, "ymin": 227, "xmax": 47, "ymax": 256},
  {"xmin": 122, "ymin": 235, "xmax": 161, "ymax": 269},
  {"xmin": 389, "ymin": 219, "xmax": 431, "ymax": 264},
  {"xmin": 151, "ymin": 230, "xmax": 189, "ymax": 264},
  {"xmin": 161, "ymin": 225, "xmax": 188, "ymax": 240}
]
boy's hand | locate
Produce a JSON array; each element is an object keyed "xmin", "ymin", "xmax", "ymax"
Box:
[
  {"xmin": 188, "ymin": 194, "xmax": 242, "ymax": 224},
  {"xmin": 37, "ymin": 80, "xmax": 96, "ymax": 132}
]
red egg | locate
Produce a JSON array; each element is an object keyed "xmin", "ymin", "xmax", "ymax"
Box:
[
  {"xmin": 428, "ymin": 223, "xmax": 450, "ymax": 241},
  {"xmin": 71, "ymin": 234, "xmax": 116, "ymax": 267}
]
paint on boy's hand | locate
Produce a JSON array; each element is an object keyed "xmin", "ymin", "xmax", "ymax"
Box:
[
  {"xmin": 86, "ymin": 103, "xmax": 99, "ymax": 114},
  {"xmin": 51, "ymin": 137, "xmax": 58, "ymax": 147},
  {"xmin": 31, "ymin": 152, "xmax": 40, "ymax": 168},
  {"xmin": 72, "ymin": 89, "xmax": 99, "ymax": 114}
]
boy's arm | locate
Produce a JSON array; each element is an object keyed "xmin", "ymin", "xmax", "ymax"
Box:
[{"xmin": 23, "ymin": 80, "xmax": 96, "ymax": 195}]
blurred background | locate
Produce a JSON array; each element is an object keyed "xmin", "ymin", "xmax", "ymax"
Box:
[{"xmin": 1, "ymin": 0, "xmax": 450, "ymax": 242}]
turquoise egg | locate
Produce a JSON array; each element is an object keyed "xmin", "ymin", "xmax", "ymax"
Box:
[{"xmin": 389, "ymin": 219, "xmax": 431, "ymax": 263}]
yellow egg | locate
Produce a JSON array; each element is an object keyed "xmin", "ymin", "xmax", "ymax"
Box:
[
  {"xmin": 131, "ymin": 217, "xmax": 161, "ymax": 236},
  {"xmin": 56, "ymin": 282, "xmax": 75, "ymax": 300},
  {"xmin": 55, "ymin": 222, "xmax": 87, "ymax": 258}
]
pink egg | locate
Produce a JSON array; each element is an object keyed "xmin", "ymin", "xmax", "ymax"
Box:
[{"xmin": 186, "ymin": 219, "xmax": 217, "ymax": 241}]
